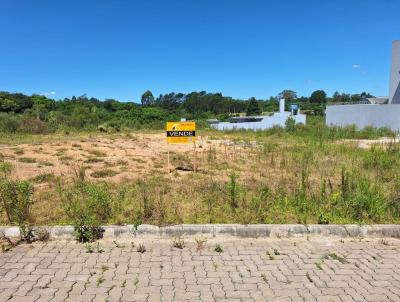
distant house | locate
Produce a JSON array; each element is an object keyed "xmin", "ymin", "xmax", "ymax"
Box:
[
  {"xmin": 358, "ymin": 97, "xmax": 389, "ymax": 105},
  {"xmin": 210, "ymin": 99, "xmax": 306, "ymax": 131},
  {"xmin": 326, "ymin": 41, "xmax": 400, "ymax": 131}
]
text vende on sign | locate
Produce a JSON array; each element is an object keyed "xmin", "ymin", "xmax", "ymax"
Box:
[{"xmin": 166, "ymin": 122, "xmax": 196, "ymax": 144}]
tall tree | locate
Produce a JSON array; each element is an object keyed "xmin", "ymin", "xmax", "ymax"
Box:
[
  {"xmin": 246, "ymin": 97, "xmax": 261, "ymax": 116},
  {"xmin": 278, "ymin": 90, "xmax": 297, "ymax": 101},
  {"xmin": 310, "ymin": 90, "xmax": 327, "ymax": 103},
  {"xmin": 141, "ymin": 90, "xmax": 155, "ymax": 106}
]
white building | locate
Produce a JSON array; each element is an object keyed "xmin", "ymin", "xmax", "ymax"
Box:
[
  {"xmin": 326, "ymin": 41, "xmax": 400, "ymax": 131},
  {"xmin": 211, "ymin": 99, "xmax": 306, "ymax": 131}
]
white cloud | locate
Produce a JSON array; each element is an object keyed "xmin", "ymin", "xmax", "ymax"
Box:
[
  {"xmin": 352, "ymin": 64, "xmax": 361, "ymax": 69},
  {"xmin": 41, "ymin": 91, "xmax": 56, "ymax": 96}
]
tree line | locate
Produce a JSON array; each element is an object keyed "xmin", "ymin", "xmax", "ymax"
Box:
[{"xmin": 0, "ymin": 89, "xmax": 375, "ymax": 133}]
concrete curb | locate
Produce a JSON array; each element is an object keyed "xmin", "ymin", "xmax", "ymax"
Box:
[{"xmin": 2, "ymin": 224, "xmax": 400, "ymax": 240}]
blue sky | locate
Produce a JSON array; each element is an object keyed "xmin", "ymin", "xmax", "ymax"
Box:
[{"xmin": 0, "ymin": 0, "xmax": 399, "ymax": 102}]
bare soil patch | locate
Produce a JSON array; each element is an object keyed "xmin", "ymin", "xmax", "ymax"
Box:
[{"xmin": 0, "ymin": 132, "xmax": 227, "ymax": 184}]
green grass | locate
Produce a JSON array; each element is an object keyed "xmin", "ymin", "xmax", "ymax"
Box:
[{"xmin": 29, "ymin": 173, "xmax": 56, "ymax": 184}]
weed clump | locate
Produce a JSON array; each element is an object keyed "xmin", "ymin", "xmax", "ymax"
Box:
[
  {"xmin": 59, "ymin": 181, "xmax": 111, "ymax": 242},
  {"xmin": 214, "ymin": 244, "xmax": 223, "ymax": 253},
  {"xmin": 0, "ymin": 161, "xmax": 12, "ymax": 177},
  {"xmin": 85, "ymin": 158, "xmax": 103, "ymax": 164},
  {"xmin": 195, "ymin": 236, "xmax": 207, "ymax": 251},
  {"xmin": 91, "ymin": 169, "xmax": 118, "ymax": 178},
  {"xmin": 137, "ymin": 244, "xmax": 146, "ymax": 253},
  {"xmin": 18, "ymin": 157, "xmax": 36, "ymax": 163},
  {"xmin": 0, "ymin": 179, "xmax": 34, "ymax": 242},
  {"xmin": 227, "ymin": 173, "xmax": 239, "ymax": 209},
  {"xmin": 30, "ymin": 173, "xmax": 55, "ymax": 184},
  {"xmin": 34, "ymin": 227, "xmax": 50, "ymax": 242},
  {"xmin": 171, "ymin": 236, "xmax": 185, "ymax": 249}
]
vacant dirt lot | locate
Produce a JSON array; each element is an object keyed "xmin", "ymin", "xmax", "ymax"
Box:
[
  {"xmin": 1, "ymin": 130, "xmax": 400, "ymax": 226},
  {"xmin": 0, "ymin": 132, "xmax": 228, "ymax": 184},
  {"xmin": 2, "ymin": 131, "xmax": 395, "ymax": 186}
]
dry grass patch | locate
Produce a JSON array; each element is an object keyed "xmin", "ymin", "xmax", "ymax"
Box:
[
  {"xmin": 85, "ymin": 157, "xmax": 103, "ymax": 163},
  {"xmin": 29, "ymin": 173, "xmax": 56, "ymax": 184},
  {"xmin": 18, "ymin": 157, "xmax": 36, "ymax": 163},
  {"xmin": 14, "ymin": 148, "xmax": 24, "ymax": 155},
  {"xmin": 38, "ymin": 160, "xmax": 54, "ymax": 167},
  {"xmin": 91, "ymin": 169, "xmax": 119, "ymax": 178},
  {"xmin": 87, "ymin": 149, "xmax": 107, "ymax": 157}
]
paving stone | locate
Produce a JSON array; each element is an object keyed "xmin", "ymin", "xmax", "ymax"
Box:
[{"xmin": 1, "ymin": 237, "xmax": 400, "ymax": 301}]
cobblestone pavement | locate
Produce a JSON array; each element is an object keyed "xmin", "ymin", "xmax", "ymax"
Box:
[{"xmin": 1, "ymin": 237, "xmax": 400, "ymax": 302}]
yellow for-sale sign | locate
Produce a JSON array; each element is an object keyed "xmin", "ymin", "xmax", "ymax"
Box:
[{"xmin": 166, "ymin": 122, "xmax": 196, "ymax": 144}]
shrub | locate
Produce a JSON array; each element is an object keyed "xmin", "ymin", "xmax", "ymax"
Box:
[
  {"xmin": 0, "ymin": 114, "xmax": 20, "ymax": 133},
  {"xmin": 349, "ymin": 180, "xmax": 387, "ymax": 222},
  {"xmin": 19, "ymin": 116, "xmax": 47, "ymax": 134},
  {"xmin": 136, "ymin": 179, "xmax": 155, "ymax": 221},
  {"xmin": 285, "ymin": 117, "xmax": 296, "ymax": 132},
  {"xmin": 60, "ymin": 181, "xmax": 112, "ymax": 242},
  {"xmin": 0, "ymin": 179, "xmax": 34, "ymax": 241},
  {"xmin": 227, "ymin": 173, "xmax": 239, "ymax": 209},
  {"xmin": 98, "ymin": 121, "xmax": 121, "ymax": 133},
  {"xmin": 0, "ymin": 161, "xmax": 12, "ymax": 177}
]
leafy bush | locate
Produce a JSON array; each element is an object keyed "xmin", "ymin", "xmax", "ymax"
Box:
[
  {"xmin": 0, "ymin": 114, "xmax": 20, "ymax": 133},
  {"xmin": 285, "ymin": 117, "xmax": 296, "ymax": 132},
  {"xmin": 348, "ymin": 180, "xmax": 387, "ymax": 221},
  {"xmin": 227, "ymin": 173, "xmax": 240, "ymax": 209},
  {"xmin": 19, "ymin": 116, "xmax": 47, "ymax": 134},
  {"xmin": 60, "ymin": 181, "xmax": 112, "ymax": 242},
  {"xmin": 0, "ymin": 179, "xmax": 34, "ymax": 241},
  {"xmin": 97, "ymin": 121, "xmax": 121, "ymax": 133},
  {"xmin": 0, "ymin": 161, "xmax": 13, "ymax": 177}
]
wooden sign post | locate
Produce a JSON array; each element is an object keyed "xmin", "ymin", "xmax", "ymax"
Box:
[{"xmin": 166, "ymin": 121, "xmax": 196, "ymax": 173}]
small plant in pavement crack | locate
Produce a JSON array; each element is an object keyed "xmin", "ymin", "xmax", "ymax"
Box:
[
  {"xmin": 195, "ymin": 236, "xmax": 207, "ymax": 251},
  {"xmin": 137, "ymin": 243, "xmax": 146, "ymax": 253},
  {"xmin": 214, "ymin": 244, "xmax": 223, "ymax": 253},
  {"xmin": 97, "ymin": 276, "xmax": 105, "ymax": 286},
  {"xmin": 172, "ymin": 236, "xmax": 185, "ymax": 249}
]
